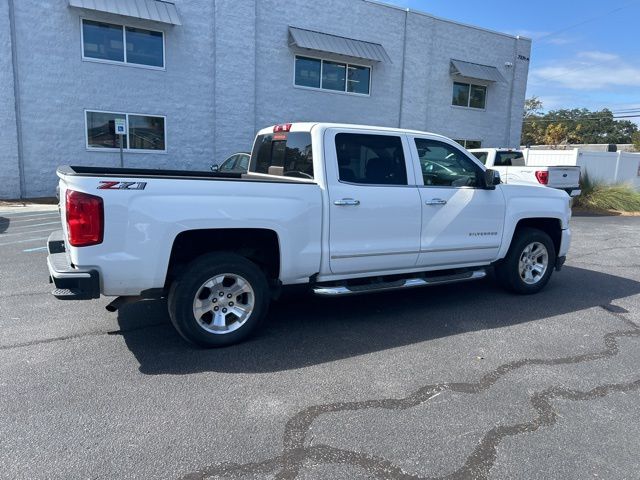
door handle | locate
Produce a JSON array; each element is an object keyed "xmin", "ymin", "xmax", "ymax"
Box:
[
  {"xmin": 425, "ymin": 198, "xmax": 447, "ymax": 206},
  {"xmin": 334, "ymin": 198, "xmax": 360, "ymax": 206}
]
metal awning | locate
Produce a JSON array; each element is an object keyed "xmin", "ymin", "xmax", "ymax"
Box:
[
  {"xmin": 69, "ymin": 0, "xmax": 181, "ymax": 26},
  {"xmin": 450, "ymin": 59, "xmax": 505, "ymax": 83},
  {"xmin": 288, "ymin": 26, "xmax": 391, "ymax": 63}
]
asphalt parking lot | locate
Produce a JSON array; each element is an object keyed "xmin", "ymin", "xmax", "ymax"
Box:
[{"xmin": 1, "ymin": 207, "xmax": 639, "ymax": 479}]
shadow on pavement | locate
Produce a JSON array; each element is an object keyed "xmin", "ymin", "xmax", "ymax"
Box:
[
  {"xmin": 0, "ymin": 217, "xmax": 9, "ymax": 234},
  {"xmin": 116, "ymin": 266, "xmax": 640, "ymax": 375}
]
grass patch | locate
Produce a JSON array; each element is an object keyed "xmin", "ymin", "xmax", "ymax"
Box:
[{"xmin": 573, "ymin": 172, "xmax": 640, "ymax": 212}]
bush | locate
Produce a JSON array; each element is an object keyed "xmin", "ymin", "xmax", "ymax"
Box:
[{"xmin": 573, "ymin": 171, "xmax": 640, "ymax": 212}]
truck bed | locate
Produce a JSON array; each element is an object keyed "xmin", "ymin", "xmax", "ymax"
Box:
[{"xmin": 58, "ymin": 166, "xmax": 315, "ymax": 184}]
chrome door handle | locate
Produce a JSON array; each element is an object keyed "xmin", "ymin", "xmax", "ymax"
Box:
[
  {"xmin": 334, "ymin": 198, "xmax": 360, "ymax": 206},
  {"xmin": 425, "ymin": 198, "xmax": 447, "ymax": 206}
]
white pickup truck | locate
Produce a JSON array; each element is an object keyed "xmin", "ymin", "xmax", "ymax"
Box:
[
  {"xmin": 48, "ymin": 123, "xmax": 572, "ymax": 347},
  {"xmin": 469, "ymin": 148, "xmax": 581, "ymax": 196}
]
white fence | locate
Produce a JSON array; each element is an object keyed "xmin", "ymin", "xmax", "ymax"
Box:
[{"xmin": 523, "ymin": 149, "xmax": 640, "ymax": 190}]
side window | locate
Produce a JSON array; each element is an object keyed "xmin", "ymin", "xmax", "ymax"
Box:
[
  {"xmin": 471, "ymin": 151, "xmax": 489, "ymax": 165},
  {"xmin": 220, "ymin": 155, "xmax": 238, "ymax": 172},
  {"xmin": 237, "ymin": 155, "xmax": 250, "ymax": 171},
  {"xmin": 335, "ymin": 133, "xmax": 407, "ymax": 186},
  {"xmin": 415, "ymin": 138, "xmax": 481, "ymax": 188}
]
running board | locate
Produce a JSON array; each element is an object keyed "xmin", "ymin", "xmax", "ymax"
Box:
[{"xmin": 313, "ymin": 269, "xmax": 486, "ymax": 296}]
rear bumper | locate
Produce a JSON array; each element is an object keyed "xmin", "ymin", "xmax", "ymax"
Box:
[{"xmin": 47, "ymin": 230, "xmax": 100, "ymax": 300}]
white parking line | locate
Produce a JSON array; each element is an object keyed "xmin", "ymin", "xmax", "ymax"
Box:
[
  {"xmin": 0, "ymin": 227, "xmax": 60, "ymax": 238},
  {"xmin": 4, "ymin": 221, "xmax": 61, "ymax": 231},
  {"xmin": 0, "ymin": 209, "xmax": 58, "ymax": 217},
  {"xmin": 23, "ymin": 246, "xmax": 48, "ymax": 252},
  {"xmin": 2, "ymin": 214, "xmax": 59, "ymax": 223},
  {"xmin": 0, "ymin": 236, "xmax": 49, "ymax": 247}
]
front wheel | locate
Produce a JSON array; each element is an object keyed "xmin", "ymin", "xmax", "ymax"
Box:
[
  {"xmin": 495, "ymin": 227, "xmax": 556, "ymax": 294},
  {"xmin": 168, "ymin": 253, "xmax": 270, "ymax": 347}
]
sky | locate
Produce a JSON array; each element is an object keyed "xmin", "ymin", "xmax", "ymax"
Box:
[{"xmin": 386, "ymin": 0, "xmax": 640, "ymax": 119}]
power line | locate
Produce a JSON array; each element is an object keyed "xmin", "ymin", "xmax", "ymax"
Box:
[
  {"xmin": 523, "ymin": 114, "xmax": 640, "ymax": 124},
  {"xmin": 535, "ymin": 0, "xmax": 640, "ymax": 42},
  {"xmin": 611, "ymin": 107, "xmax": 640, "ymax": 113}
]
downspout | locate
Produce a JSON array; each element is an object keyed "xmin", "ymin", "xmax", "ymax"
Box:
[
  {"xmin": 254, "ymin": 1, "xmax": 258, "ymax": 136},
  {"xmin": 8, "ymin": 0, "xmax": 25, "ymax": 199},
  {"xmin": 398, "ymin": 8, "xmax": 408, "ymax": 128},
  {"xmin": 504, "ymin": 35, "xmax": 519, "ymax": 147},
  {"xmin": 211, "ymin": 0, "xmax": 217, "ymax": 163}
]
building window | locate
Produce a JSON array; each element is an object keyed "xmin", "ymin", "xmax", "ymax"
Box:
[
  {"xmin": 82, "ymin": 19, "xmax": 164, "ymax": 68},
  {"xmin": 86, "ymin": 111, "xmax": 166, "ymax": 152},
  {"xmin": 452, "ymin": 82, "xmax": 486, "ymax": 109},
  {"xmin": 295, "ymin": 56, "xmax": 370, "ymax": 95},
  {"xmin": 454, "ymin": 139, "xmax": 482, "ymax": 149}
]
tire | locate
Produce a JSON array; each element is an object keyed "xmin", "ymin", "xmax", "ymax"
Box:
[
  {"xmin": 168, "ymin": 253, "xmax": 270, "ymax": 347},
  {"xmin": 495, "ymin": 227, "xmax": 556, "ymax": 294}
]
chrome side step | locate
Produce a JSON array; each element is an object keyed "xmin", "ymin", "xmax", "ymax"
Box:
[{"xmin": 313, "ymin": 269, "xmax": 486, "ymax": 296}]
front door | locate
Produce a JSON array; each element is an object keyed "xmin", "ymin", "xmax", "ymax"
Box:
[
  {"xmin": 326, "ymin": 129, "xmax": 422, "ymax": 275},
  {"xmin": 408, "ymin": 137, "xmax": 506, "ymax": 268}
]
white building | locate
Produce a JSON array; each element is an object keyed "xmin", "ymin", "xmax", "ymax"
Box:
[{"xmin": 1, "ymin": 0, "xmax": 531, "ymax": 198}]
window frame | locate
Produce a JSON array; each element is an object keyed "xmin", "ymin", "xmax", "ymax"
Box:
[
  {"xmin": 451, "ymin": 81, "xmax": 487, "ymax": 110},
  {"xmin": 334, "ymin": 132, "xmax": 411, "ymax": 187},
  {"xmin": 80, "ymin": 18, "xmax": 166, "ymax": 71},
  {"xmin": 410, "ymin": 136, "xmax": 486, "ymax": 190},
  {"xmin": 84, "ymin": 109, "xmax": 167, "ymax": 154},
  {"xmin": 293, "ymin": 55, "xmax": 371, "ymax": 97}
]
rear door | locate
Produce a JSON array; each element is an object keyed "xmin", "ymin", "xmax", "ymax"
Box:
[
  {"xmin": 325, "ymin": 128, "xmax": 422, "ymax": 275},
  {"xmin": 409, "ymin": 136, "xmax": 506, "ymax": 267}
]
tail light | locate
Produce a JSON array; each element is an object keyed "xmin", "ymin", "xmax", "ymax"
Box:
[
  {"xmin": 535, "ymin": 170, "xmax": 549, "ymax": 185},
  {"xmin": 66, "ymin": 190, "xmax": 104, "ymax": 247},
  {"xmin": 273, "ymin": 123, "xmax": 292, "ymax": 133}
]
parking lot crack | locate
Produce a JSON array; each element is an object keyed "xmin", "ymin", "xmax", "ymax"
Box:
[
  {"xmin": 0, "ymin": 323, "xmax": 168, "ymax": 351},
  {"xmin": 180, "ymin": 307, "xmax": 640, "ymax": 480}
]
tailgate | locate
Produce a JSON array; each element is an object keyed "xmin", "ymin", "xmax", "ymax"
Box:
[{"xmin": 546, "ymin": 167, "xmax": 580, "ymax": 189}]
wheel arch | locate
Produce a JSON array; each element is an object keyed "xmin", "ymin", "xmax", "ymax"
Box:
[
  {"xmin": 499, "ymin": 217, "xmax": 563, "ymax": 260},
  {"xmin": 164, "ymin": 228, "xmax": 281, "ymax": 290}
]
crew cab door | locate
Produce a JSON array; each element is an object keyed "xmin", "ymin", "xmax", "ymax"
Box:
[
  {"xmin": 409, "ymin": 136, "xmax": 506, "ymax": 267},
  {"xmin": 325, "ymin": 129, "xmax": 422, "ymax": 275}
]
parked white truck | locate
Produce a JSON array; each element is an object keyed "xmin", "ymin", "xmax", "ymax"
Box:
[
  {"xmin": 48, "ymin": 123, "xmax": 572, "ymax": 347},
  {"xmin": 469, "ymin": 148, "xmax": 581, "ymax": 196}
]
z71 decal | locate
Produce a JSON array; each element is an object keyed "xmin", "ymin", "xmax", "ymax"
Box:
[{"xmin": 98, "ymin": 181, "xmax": 147, "ymax": 190}]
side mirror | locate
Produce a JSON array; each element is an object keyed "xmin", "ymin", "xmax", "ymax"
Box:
[
  {"xmin": 210, "ymin": 164, "xmax": 219, "ymax": 173},
  {"xmin": 483, "ymin": 169, "xmax": 501, "ymax": 189}
]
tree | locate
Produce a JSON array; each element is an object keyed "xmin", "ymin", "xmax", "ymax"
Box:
[
  {"xmin": 544, "ymin": 123, "xmax": 568, "ymax": 148},
  {"xmin": 524, "ymin": 96, "xmax": 544, "ymax": 118},
  {"xmin": 632, "ymin": 131, "xmax": 640, "ymax": 152},
  {"xmin": 521, "ymin": 96, "xmax": 545, "ymax": 146},
  {"xmin": 521, "ymin": 98, "xmax": 638, "ymax": 146}
]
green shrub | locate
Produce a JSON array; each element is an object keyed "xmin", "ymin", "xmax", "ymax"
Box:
[{"xmin": 574, "ymin": 171, "xmax": 640, "ymax": 212}]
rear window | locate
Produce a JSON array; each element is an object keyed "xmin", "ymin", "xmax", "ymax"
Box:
[
  {"xmin": 495, "ymin": 151, "xmax": 525, "ymax": 167},
  {"xmin": 250, "ymin": 132, "xmax": 314, "ymax": 179}
]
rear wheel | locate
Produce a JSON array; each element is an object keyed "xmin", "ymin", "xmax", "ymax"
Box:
[
  {"xmin": 168, "ymin": 253, "xmax": 270, "ymax": 347},
  {"xmin": 495, "ymin": 227, "xmax": 556, "ymax": 294}
]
